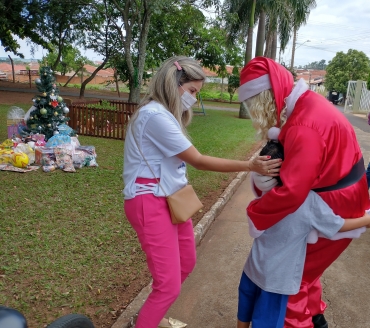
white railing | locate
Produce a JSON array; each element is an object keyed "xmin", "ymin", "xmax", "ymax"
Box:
[{"xmin": 344, "ymin": 81, "xmax": 370, "ymax": 113}]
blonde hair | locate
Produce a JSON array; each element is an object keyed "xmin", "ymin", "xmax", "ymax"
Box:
[
  {"xmin": 245, "ymin": 89, "xmax": 287, "ymax": 140},
  {"xmin": 131, "ymin": 56, "xmax": 206, "ymax": 135}
]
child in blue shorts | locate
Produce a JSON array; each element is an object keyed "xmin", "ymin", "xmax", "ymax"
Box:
[{"xmin": 237, "ymin": 140, "xmax": 370, "ymax": 328}]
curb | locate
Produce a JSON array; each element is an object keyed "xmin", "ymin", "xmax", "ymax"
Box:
[{"xmin": 111, "ymin": 151, "xmax": 259, "ymax": 328}]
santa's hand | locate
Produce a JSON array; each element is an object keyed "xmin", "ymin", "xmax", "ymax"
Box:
[{"xmin": 253, "ymin": 172, "xmax": 278, "ymax": 192}]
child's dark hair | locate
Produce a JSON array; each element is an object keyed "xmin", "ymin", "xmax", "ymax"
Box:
[{"xmin": 259, "ymin": 140, "xmax": 284, "ymax": 185}]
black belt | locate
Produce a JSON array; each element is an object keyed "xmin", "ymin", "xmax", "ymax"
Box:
[{"xmin": 313, "ymin": 157, "xmax": 365, "ymax": 192}]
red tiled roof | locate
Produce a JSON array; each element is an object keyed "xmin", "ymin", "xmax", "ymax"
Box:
[
  {"xmin": 202, "ymin": 65, "xmax": 235, "ymax": 77},
  {"xmin": 296, "ymin": 69, "xmax": 326, "ymax": 83}
]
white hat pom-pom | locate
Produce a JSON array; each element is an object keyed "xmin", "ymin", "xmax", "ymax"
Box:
[{"xmin": 268, "ymin": 127, "xmax": 281, "ymax": 140}]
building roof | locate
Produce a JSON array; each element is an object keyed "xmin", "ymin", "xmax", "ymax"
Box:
[
  {"xmin": 201, "ymin": 65, "xmax": 235, "ymax": 77},
  {"xmin": 296, "ymin": 69, "xmax": 326, "ymax": 84}
]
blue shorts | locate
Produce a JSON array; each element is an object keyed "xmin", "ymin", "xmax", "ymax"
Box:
[{"xmin": 237, "ymin": 272, "xmax": 288, "ymax": 328}]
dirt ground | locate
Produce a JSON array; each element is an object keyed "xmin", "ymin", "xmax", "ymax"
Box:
[{"xmin": 0, "ymin": 80, "xmax": 258, "ymax": 327}]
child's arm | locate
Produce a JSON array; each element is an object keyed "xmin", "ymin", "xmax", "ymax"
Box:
[{"xmin": 340, "ymin": 212, "xmax": 370, "ymax": 231}]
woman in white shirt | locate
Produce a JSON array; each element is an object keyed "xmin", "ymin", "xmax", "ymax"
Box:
[{"xmin": 123, "ymin": 56, "xmax": 281, "ymax": 328}]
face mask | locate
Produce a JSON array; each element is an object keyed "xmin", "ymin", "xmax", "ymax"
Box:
[{"xmin": 180, "ymin": 86, "xmax": 197, "ymax": 112}]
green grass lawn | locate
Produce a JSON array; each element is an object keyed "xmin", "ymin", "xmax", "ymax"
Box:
[{"xmin": 0, "ymin": 103, "xmax": 257, "ymax": 327}]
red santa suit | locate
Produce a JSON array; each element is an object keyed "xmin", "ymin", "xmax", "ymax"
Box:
[{"xmin": 238, "ymin": 57, "xmax": 369, "ymax": 328}]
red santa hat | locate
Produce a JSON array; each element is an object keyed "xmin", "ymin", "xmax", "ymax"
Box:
[{"xmin": 238, "ymin": 57, "xmax": 294, "ymax": 139}]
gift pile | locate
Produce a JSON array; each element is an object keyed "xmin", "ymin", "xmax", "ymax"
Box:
[
  {"xmin": 35, "ymin": 135, "xmax": 98, "ymax": 173},
  {"xmin": 1, "ymin": 125, "xmax": 98, "ymax": 173},
  {"xmin": 0, "ymin": 138, "xmax": 38, "ymax": 173}
]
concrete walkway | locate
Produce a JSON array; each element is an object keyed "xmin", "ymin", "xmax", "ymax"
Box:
[{"xmin": 112, "ymin": 111, "xmax": 370, "ymax": 328}]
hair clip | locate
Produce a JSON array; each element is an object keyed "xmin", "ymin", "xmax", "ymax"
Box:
[{"xmin": 174, "ymin": 61, "xmax": 182, "ymax": 71}]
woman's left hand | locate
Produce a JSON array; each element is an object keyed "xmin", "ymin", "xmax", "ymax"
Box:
[{"xmin": 249, "ymin": 155, "xmax": 282, "ymax": 176}]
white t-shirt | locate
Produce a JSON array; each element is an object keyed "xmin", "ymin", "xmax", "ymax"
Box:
[
  {"xmin": 123, "ymin": 101, "xmax": 192, "ymax": 199},
  {"xmin": 244, "ymin": 191, "xmax": 344, "ymax": 295},
  {"xmin": 138, "ymin": 112, "xmax": 191, "ymax": 178}
]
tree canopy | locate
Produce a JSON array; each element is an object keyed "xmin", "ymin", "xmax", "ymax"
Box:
[
  {"xmin": 0, "ymin": 0, "xmax": 50, "ymax": 57},
  {"xmin": 325, "ymin": 49, "xmax": 370, "ymax": 94}
]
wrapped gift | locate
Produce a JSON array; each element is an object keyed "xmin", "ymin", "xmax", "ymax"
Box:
[
  {"xmin": 45, "ymin": 134, "xmax": 71, "ymax": 148},
  {"xmin": 34, "ymin": 134, "xmax": 46, "ymax": 147},
  {"xmin": 14, "ymin": 143, "xmax": 35, "ymax": 165},
  {"xmin": 34, "ymin": 147, "xmax": 56, "ymax": 166},
  {"xmin": 7, "ymin": 106, "xmax": 25, "ymax": 139},
  {"xmin": 73, "ymin": 146, "xmax": 98, "ymax": 168},
  {"xmin": 0, "ymin": 149, "xmax": 14, "ymax": 164},
  {"xmin": 54, "ymin": 145, "xmax": 75, "ymax": 172},
  {"xmin": 7, "ymin": 122, "xmax": 19, "ymax": 139}
]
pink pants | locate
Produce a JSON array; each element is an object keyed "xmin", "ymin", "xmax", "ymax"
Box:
[{"xmin": 124, "ymin": 179, "xmax": 196, "ymax": 328}]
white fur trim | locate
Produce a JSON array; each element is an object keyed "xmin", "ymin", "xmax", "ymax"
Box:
[
  {"xmin": 285, "ymin": 78, "xmax": 308, "ymax": 118},
  {"xmin": 268, "ymin": 127, "xmax": 281, "ymax": 140},
  {"xmin": 238, "ymin": 74, "xmax": 271, "ymax": 102}
]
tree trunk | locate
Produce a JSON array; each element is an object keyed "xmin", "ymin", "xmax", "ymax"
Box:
[
  {"xmin": 123, "ymin": 4, "xmax": 152, "ymax": 104},
  {"xmin": 244, "ymin": 0, "xmax": 256, "ymax": 64},
  {"xmin": 255, "ymin": 11, "xmax": 266, "ymax": 57},
  {"xmin": 8, "ymin": 55, "xmax": 15, "ymax": 83},
  {"xmin": 270, "ymin": 31, "xmax": 278, "ymax": 61},
  {"xmin": 240, "ymin": 0, "xmax": 256, "ymax": 119},
  {"xmin": 114, "ymin": 69, "xmax": 121, "ymax": 98},
  {"xmin": 79, "ymin": 59, "xmax": 108, "ymax": 98},
  {"xmin": 264, "ymin": 31, "xmax": 272, "ymax": 58},
  {"xmin": 63, "ymin": 68, "xmax": 81, "ymax": 87},
  {"xmin": 220, "ymin": 76, "xmax": 224, "ymax": 100},
  {"xmin": 239, "ymin": 100, "xmax": 250, "ymax": 119},
  {"xmin": 290, "ymin": 26, "xmax": 297, "ymax": 70},
  {"xmin": 129, "ymin": 85, "xmax": 141, "ymax": 103}
]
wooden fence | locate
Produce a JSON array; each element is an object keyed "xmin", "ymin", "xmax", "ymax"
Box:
[{"xmin": 67, "ymin": 100, "xmax": 137, "ymax": 140}]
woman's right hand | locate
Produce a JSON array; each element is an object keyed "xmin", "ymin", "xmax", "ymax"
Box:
[{"xmin": 249, "ymin": 155, "xmax": 282, "ymax": 177}]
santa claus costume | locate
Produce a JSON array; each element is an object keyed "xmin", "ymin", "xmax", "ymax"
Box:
[{"xmin": 238, "ymin": 57, "xmax": 369, "ymax": 328}]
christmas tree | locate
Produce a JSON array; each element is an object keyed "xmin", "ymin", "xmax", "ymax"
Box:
[{"xmin": 25, "ymin": 66, "xmax": 74, "ymax": 141}]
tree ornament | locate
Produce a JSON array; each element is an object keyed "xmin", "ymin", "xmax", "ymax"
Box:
[
  {"xmin": 48, "ymin": 124, "xmax": 51, "ymax": 127},
  {"xmin": 40, "ymin": 108, "xmax": 47, "ymax": 115},
  {"xmin": 63, "ymin": 107, "xmax": 69, "ymax": 114},
  {"xmin": 42, "ymin": 92, "xmax": 47, "ymax": 96},
  {"xmin": 30, "ymin": 116, "xmax": 33, "ymax": 120},
  {"xmin": 51, "ymin": 100, "xmax": 58, "ymax": 108},
  {"xmin": 35, "ymin": 78, "xmax": 41, "ymax": 85},
  {"xmin": 53, "ymin": 130, "xmax": 60, "ymax": 135},
  {"xmin": 37, "ymin": 97, "xmax": 40, "ymax": 101},
  {"xmin": 57, "ymin": 96, "xmax": 63, "ymax": 102},
  {"xmin": 54, "ymin": 111, "xmax": 58, "ymax": 116},
  {"xmin": 44, "ymin": 73, "xmax": 47, "ymax": 76}
]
